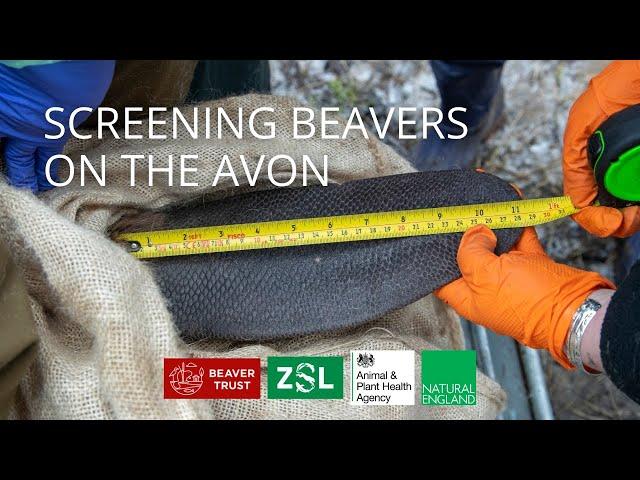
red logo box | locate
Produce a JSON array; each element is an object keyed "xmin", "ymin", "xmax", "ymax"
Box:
[{"xmin": 164, "ymin": 358, "xmax": 261, "ymax": 399}]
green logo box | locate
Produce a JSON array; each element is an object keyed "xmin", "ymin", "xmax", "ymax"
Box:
[
  {"xmin": 268, "ymin": 356, "xmax": 344, "ymax": 399},
  {"xmin": 421, "ymin": 350, "xmax": 476, "ymax": 406}
]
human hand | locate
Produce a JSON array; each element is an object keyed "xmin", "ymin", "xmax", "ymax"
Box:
[
  {"xmin": 0, "ymin": 60, "xmax": 115, "ymax": 192},
  {"xmin": 435, "ymin": 225, "xmax": 615, "ymax": 367},
  {"xmin": 563, "ymin": 60, "xmax": 640, "ymax": 237}
]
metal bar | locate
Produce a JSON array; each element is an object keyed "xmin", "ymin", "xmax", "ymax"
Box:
[
  {"xmin": 462, "ymin": 320, "xmax": 535, "ymax": 419},
  {"xmin": 471, "ymin": 323, "xmax": 496, "ymax": 379},
  {"xmin": 470, "ymin": 324, "xmax": 504, "ymax": 420},
  {"xmin": 519, "ymin": 345, "xmax": 555, "ymax": 420}
]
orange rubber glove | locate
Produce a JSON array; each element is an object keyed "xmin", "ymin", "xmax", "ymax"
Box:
[
  {"xmin": 435, "ymin": 225, "xmax": 615, "ymax": 368},
  {"xmin": 563, "ymin": 60, "xmax": 640, "ymax": 237}
]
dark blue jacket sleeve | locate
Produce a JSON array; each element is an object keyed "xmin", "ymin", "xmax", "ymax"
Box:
[{"xmin": 601, "ymin": 260, "xmax": 640, "ymax": 404}]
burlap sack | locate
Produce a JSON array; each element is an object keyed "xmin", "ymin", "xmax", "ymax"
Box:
[
  {"xmin": 82, "ymin": 60, "xmax": 199, "ymax": 128},
  {"xmin": 0, "ymin": 94, "xmax": 506, "ymax": 419}
]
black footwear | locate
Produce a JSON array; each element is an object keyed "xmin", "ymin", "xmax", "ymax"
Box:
[{"xmin": 411, "ymin": 86, "xmax": 505, "ymax": 171}]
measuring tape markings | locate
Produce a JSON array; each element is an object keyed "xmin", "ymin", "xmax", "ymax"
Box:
[{"xmin": 117, "ymin": 196, "xmax": 579, "ymax": 259}]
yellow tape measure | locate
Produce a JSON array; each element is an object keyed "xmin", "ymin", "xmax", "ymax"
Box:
[{"xmin": 117, "ymin": 196, "xmax": 579, "ymax": 259}]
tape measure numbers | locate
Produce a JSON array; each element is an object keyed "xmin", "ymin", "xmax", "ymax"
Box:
[{"xmin": 117, "ymin": 196, "xmax": 578, "ymax": 260}]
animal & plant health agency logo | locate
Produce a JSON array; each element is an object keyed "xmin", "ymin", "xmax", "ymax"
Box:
[
  {"xmin": 267, "ymin": 356, "xmax": 343, "ymax": 399},
  {"xmin": 350, "ymin": 350, "xmax": 415, "ymax": 405},
  {"xmin": 421, "ymin": 350, "xmax": 476, "ymax": 406}
]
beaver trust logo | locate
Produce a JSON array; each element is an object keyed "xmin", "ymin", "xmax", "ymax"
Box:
[
  {"xmin": 164, "ymin": 358, "xmax": 261, "ymax": 399},
  {"xmin": 168, "ymin": 361, "xmax": 205, "ymax": 396}
]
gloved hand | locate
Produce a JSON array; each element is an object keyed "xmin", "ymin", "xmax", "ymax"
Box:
[
  {"xmin": 563, "ymin": 60, "xmax": 640, "ymax": 237},
  {"xmin": 435, "ymin": 225, "xmax": 615, "ymax": 367},
  {"xmin": 0, "ymin": 60, "xmax": 115, "ymax": 192}
]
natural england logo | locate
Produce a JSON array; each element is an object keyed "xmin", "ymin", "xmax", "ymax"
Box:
[
  {"xmin": 421, "ymin": 350, "xmax": 476, "ymax": 406},
  {"xmin": 267, "ymin": 356, "xmax": 343, "ymax": 399}
]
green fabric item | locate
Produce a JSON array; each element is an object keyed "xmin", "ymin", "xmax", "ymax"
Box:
[{"xmin": 0, "ymin": 60, "xmax": 64, "ymax": 69}]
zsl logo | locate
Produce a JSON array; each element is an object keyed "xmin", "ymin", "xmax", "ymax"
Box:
[{"xmin": 268, "ymin": 356, "xmax": 343, "ymax": 399}]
